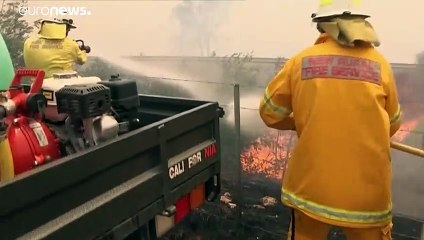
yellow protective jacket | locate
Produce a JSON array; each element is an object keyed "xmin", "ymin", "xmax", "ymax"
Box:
[
  {"xmin": 259, "ymin": 33, "xmax": 401, "ymax": 228},
  {"xmin": 23, "ymin": 23, "xmax": 87, "ymax": 78}
]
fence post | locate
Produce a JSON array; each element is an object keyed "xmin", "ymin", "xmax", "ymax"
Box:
[{"xmin": 233, "ymin": 83, "xmax": 242, "ymax": 227}]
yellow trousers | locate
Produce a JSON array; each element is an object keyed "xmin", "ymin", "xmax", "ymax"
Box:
[{"xmin": 287, "ymin": 209, "xmax": 392, "ymax": 240}]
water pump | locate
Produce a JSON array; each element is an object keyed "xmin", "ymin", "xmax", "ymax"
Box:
[{"xmin": 0, "ymin": 69, "xmax": 61, "ymax": 178}]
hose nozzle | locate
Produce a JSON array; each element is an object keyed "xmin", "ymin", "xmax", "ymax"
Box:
[{"xmin": 75, "ymin": 39, "xmax": 91, "ymax": 53}]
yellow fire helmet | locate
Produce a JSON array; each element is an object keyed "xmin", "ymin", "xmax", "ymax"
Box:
[
  {"xmin": 311, "ymin": 0, "xmax": 370, "ymax": 22},
  {"xmin": 35, "ymin": 18, "xmax": 76, "ymax": 39}
]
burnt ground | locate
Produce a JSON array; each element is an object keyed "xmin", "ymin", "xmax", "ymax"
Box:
[
  {"xmin": 161, "ymin": 176, "xmax": 424, "ymax": 240},
  {"xmin": 161, "ymin": 176, "xmax": 288, "ymax": 240}
]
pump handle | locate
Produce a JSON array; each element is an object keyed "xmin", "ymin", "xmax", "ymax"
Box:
[{"xmin": 9, "ymin": 69, "xmax": 45, "ymax": 94}]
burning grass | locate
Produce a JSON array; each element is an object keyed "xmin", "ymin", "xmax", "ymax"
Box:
[
  {"xmin": 240, "ymin": 130, "xmax": 295, "ymax": 181},
  {"xmin": 393, "ymin": 117, "xmax": 423, "ymax": 142},
  {"xmin": 240, "ymin": 117, "xmax": 421, "ymax": 180}
]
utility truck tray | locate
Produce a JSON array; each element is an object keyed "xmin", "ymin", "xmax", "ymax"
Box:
[{"xmin": 0, "ymin": 95, "xmax": 224, "ymax": 240}]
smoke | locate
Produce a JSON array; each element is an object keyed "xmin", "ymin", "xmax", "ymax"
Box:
[
  {"xmin": 171, "ymin": 1, "xmax": 231, "ymax": 56},
  {"xmin": 416, "ymin": 51, "xmax": 424, "ymax": 64},
  {"xmin": 225, "ymin": 93, "xmax": 268, "ymax": 136}
]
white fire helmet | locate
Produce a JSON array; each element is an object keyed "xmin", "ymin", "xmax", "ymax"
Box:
[{"xmin": 311, "ymin": 0, "xmax": 370, "ymax": 22}]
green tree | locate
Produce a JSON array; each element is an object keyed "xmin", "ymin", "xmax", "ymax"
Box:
[{"xmin": 0, "ymin": 0, "xmax": 33, "ymax": 68}]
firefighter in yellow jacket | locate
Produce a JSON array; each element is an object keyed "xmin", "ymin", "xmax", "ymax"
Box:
[
  {"xmin": 23, "ymin": 19, "xmax": 87, "ymax": 78},
  {"xmin": 259, "ymin": 0, "xmax": 401, "ymax": 239}
]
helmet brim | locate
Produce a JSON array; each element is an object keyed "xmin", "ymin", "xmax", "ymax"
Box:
[
  {"xmin": 311, "ymin": 12, "xmax": 370, "ymax": 22},
  {"xmin": 40, "ymin": 19, "xmax": 77, "ymax": 29}
]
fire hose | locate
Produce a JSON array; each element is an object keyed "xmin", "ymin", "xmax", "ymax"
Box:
[{"xmin": 390, "ymin": 141, "xmax": 424, "ymax": 158}]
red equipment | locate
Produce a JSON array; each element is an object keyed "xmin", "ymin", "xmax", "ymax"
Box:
[{"xmin": 0, "ymin": 69, "xmax": 61, "ymax": 175}]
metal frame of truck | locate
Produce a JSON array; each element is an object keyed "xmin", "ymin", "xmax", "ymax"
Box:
[{"xmin": 0, "ymin": 95, "xmax": 224, "ymax": 240}]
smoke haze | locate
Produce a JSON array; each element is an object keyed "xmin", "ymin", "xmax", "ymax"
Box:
[{"xmin": 20, "ymin": 0, "xmax": 424, "ymax": 63}]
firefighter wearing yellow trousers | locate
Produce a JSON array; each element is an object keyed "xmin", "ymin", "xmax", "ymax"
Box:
[
  {"xmin": 259, "ymin": 0, "xmax": 401, "ymax": 239},
  {"xmin": 23, "ymin": 19, "xmax": 87, "ymax": 78}
]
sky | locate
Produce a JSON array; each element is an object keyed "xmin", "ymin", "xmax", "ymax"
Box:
[{"xmin": 18, "ymin": 0, "xmax": 424, "ymax": 63}]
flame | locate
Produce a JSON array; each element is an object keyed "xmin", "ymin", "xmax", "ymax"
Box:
[
  {"xmin": 240, "ymin": 130, "xmax": 294, "ymax": 181},
  {"xmin": 392, "ymin": 118, "xmax": 422, "ymax": 142},
  {"xmin": 241, "ymin": 118, "xmax": 423, "ymax": 181}
]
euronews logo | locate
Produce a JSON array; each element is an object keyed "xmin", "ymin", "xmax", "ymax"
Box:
[{"xmin": 18, "ymin": 6, "xmax": 91, "ymax": 16}]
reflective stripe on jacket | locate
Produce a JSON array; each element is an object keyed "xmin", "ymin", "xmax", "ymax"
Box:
[{"xmin": 259, "ymin": 33, "xmax": 401, "ymax": 228}]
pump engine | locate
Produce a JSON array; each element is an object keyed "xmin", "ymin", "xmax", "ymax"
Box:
[
  {"xmin": 45, "ymin": 74, "xmax": 142, "ymax": 155},
  {"xmin": 41, "ymin": 71, "xmax": 102, "ymax": 122},
  {"xmin": 53, "ymin": 83, "xmax": 118, "ymax": 154},
  {"xmin": 101, "ymin": 74, "xmax": 141, "ymax": 132}
]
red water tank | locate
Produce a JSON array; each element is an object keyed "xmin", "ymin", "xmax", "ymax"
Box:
[{"xmin": 7, "ymin": 116, "xmax": 61, "ymax": 175}]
